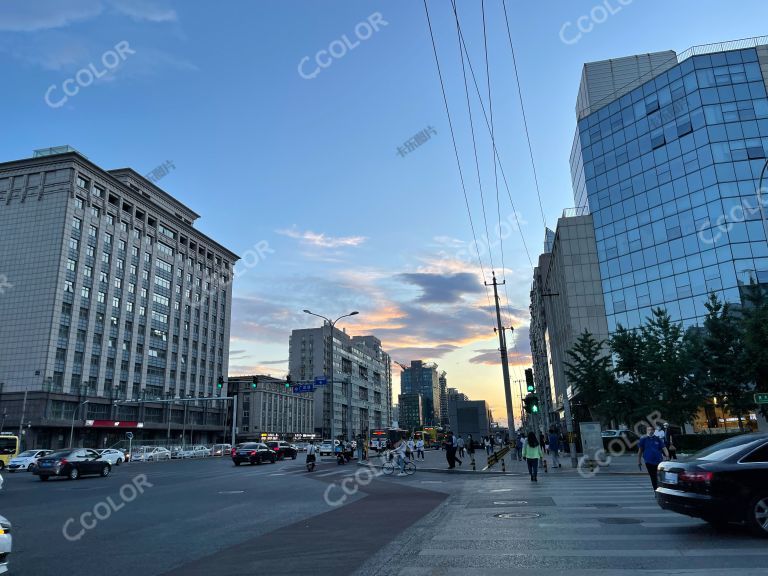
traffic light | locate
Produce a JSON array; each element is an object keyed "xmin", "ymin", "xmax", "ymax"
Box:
[
  {"xmin": 216, "ymin": 376, "xmax": 224, "ymax": 390},
  {"xmin": 530, "ymin": 395, "xmax": 539, "ymax": 414},
  {"xmin": 523, "ymin": 395, "xmax": 532, "ymax": 414},
  {"xmin": 251, "ymin": 376, "xmax": 257, "ymax": 389},
  {"xmin": 525, "ymin": 368, "xmax": 534, "ymax": 393},
  {"xmin": 285, "ymin": 374, "xmax": 292, "ymax": 388}
]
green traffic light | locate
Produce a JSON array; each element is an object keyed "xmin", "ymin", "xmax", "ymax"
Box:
[{"xmin": 532, "ymin": 405, "xmax": 539, "ymax": 413}]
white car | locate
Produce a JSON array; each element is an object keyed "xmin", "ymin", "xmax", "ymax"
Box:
[
  {"xmin": 0, "ymin": 514, "xmax": 10, "ymax": 574},
  {"xmin": 179, "ymin": 445, "xmax": 211, "ymax": 458},
  {"xmin": 132, "ymin": 447, "xmax": 171, "ymax": 462},
  {"xmin": 319, "ymin": 442, "xmax": 334, "ymax": 456},
  {"xmin": 6, "ymin": 450, "xmax": 52, "ymax": 473},
  {"xmin": 97, "ymin": 449, "xmax": 125, "ymax": 466}
]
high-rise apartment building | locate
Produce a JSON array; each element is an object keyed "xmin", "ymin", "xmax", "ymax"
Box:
[
  {"xmin": 0, "ymin": 147, "xmax": 238, "ymax": 448},
  {"xmin": 571, "ymin": 39, "xmax": 768, "ymax": 333},
  {"xmin": 397, "ymin": 392, "xmax": 423, "ymax": 431},
  {"xmin": 400, "ymin": 360, "xmax": 441, "ymax": 425},
  {"xmin": 288, "ymin": 326, "xmax": 391, "ymax": 440}
]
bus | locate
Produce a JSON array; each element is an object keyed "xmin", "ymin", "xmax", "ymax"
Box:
[
  {"xmin": 0, "ymin": 435, "xmax": 19, "ymax": 470},
  {"xmin": 370, "ymin": 428, "xmax": 408, "ymax": 452}
]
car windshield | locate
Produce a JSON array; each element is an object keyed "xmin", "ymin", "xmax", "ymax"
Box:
[
  {"xmin": 17, "ymin": 450, "xmax": 37, "ymax": 458},
  {"xmin": 48, "ymin": 450, "xmax": 73, "ymax": 458},
  {"xmin": 241, "ymin": 443, "xmax": 260, "ymax": 449},
  {"xmin": 693, "ymin": 434, "xmax": 761, "ymax": 461}
]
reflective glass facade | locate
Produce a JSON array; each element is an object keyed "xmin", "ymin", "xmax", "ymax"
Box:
[{"xmin": 571, "ymin": 47, "xmax": 768, "ymax": 332}]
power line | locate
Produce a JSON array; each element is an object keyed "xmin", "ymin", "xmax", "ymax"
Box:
[
  {"xmin": 422, "ymin": 0, "xmax": 495, "ymax": 327},
  {"xmin": 451, "ymin": 7, "xmax": 533, "ymax": 270},
  {"xmin": 502, "ymin": 0, "xmax": 547, "ymax": 230}
]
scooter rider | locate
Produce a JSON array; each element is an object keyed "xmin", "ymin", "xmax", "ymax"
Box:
[{"xmin": 306, "ymin": 439, "xmax": 317, "ymax": 471}]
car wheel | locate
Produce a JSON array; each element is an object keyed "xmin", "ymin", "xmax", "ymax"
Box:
[
  {"xmin": 234, "ymin": 461, "xmax": 241, "ymax": 466},
  {"xmin": 101, "ymin": 465, "xmax": 111, "ymax": 477},
  {"xmin": 748, "ymin": 494, "xmax": 768, "ymax": 537},
  {"xmin": 68, "ymin": 467, "xmax": 80, "ymax": 480},
  {"xmin": 292, "ymin": 454, "xmax": 297, "ymax": 460},
  {"xmin": 116, "ymin": 459, "xmax": 122, "ymax": 466},
  {"xmin": 39, "ymin": 475, "xmax": 49, "ymax": 481},
  {"xmin": 0, "ymin": 462, "xmax": 4, "ymax": 470}
]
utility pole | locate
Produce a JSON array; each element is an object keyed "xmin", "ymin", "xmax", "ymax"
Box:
[{"xmin": 486, "ymin": 273, "xmax": 515, "ymax": 434}]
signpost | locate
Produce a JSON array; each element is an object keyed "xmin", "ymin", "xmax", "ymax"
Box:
[
  {"xmin": 293, "ymin": 384, "xmax": 315, "ymax": 394},
  {"xmin": 579, "ymin": 422, "xmax": 603, "ymax": 470},
  {"xmin": 126, "ymin": 431, "xmax": 133, "ymax": 462},
  {"xmin": 314, "ymin": 377, "xmax": 327, "ymax": 386},
  {"xmin": 755, "ymin": 392, "xmax": 768, "ymax": 404}
]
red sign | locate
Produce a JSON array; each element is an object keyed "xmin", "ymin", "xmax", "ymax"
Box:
[{"xmin": 85, "ymin": 420, "xmax": 144, "ymax": 428}]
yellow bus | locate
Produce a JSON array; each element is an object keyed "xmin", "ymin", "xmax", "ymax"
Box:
[{"xmin": 0, "ymin": 435, "xmax": 19, "ymax": 470}]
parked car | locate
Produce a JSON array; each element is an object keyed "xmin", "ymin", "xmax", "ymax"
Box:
[
  {"xmin": 132, "ymin": 447, "xmax": 172, "ymax": 462},
  {"xmin": 294, "ymin": 442, "xmax": 309, "ymax": 452},
  {"xmin": 6, "ymin": 449, "xmax": 52, "ymax": 473},
  {"xmin": 601, "ymin": 429, "xmax": 640, "ymax": 449},
  {"xmin": 266, "ymin": 441, "xmax": 297, "ymax": 460},
  {"xmin": 656, "ymin": 433, "xmax": 768, "ymax": 537},
  {"xmin": 211, "ymin": 444, "xmax": 232, "ymax": 457},
  {"xmin": 96, "ymin": 449, "xmax": 125, "ymax": 466},
  {"xmin": 33, "ymin": 449, "xmax": 111, "ymax": 481},
  {"xmin": 319, "ymin": 441, "xmax": 334, "ymax": 456},
  {"xmin": 0, "ymin": 514, "xmax": 11, "ymax": 574},
  {"xmin": 169, "ymin": 446, "xmax": 184, "ymax": 459},
  {"xmin": 232, "ymin": 443, "xmax": 276, "ymax": 465},
  {"xmin": 178, "ymin": 445, "xmax": 211, "ymax": 458}
]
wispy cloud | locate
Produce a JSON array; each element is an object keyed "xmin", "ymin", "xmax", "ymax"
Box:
[
  {"xmin": 0, "ymin": 0, "xmax": 102, "ymax": 32},
  {"xmin": 108, "ymin": 0, "xmax": 177, "ymax": 22},
  {"xmin": 469, "ymin": 348, "xmax": 532, "ymax": 366},
  {"xmin": 397, "ymin": 272, "xmax": 483, "ymax": 304},
  {"xmin": 277, "ymin": 227, "xmax": 367, "ymax": 249}
]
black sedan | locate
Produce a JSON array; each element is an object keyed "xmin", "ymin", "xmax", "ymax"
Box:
[
  {"xmin": 656, "ymin": 433, "xmax": 768, "ymax": 537},
  {"xmin": 232, "ymin": 443, "xmax": 276, "ymax": 466},
  {"xmin": 266, "ymin": 441, "xmax": 297, "ymax": 460},
  {"xmin": 33, "ymin": 448, "xmax": 112, "ymax": 481}
]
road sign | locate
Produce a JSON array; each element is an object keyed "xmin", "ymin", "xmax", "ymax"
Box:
[
  {"xmin": 126, "ymin": 432, "xmax": 134, "ymax": 440},
  {"xmin": 755, "ymin": 392, "xmax": 768, "ymax": 404},
  {"xmin": 314, "ymin": 377, "xmax": 328, "ymax": 386},
  {"xmin": 293, "ymin": 384, "xmax": 314, "ymax": 393}
]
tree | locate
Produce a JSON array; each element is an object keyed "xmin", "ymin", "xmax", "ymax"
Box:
[
  {"xmin": 564, "ymin": 330, "xmax": 626, "ymax": 425},
  {"xmin": 699, "ymin": 293, "xmax": 753, "ymax": 429},
  {"xmin": 739, "ymin": 281, "xmax": 768, "ymax": 419}
]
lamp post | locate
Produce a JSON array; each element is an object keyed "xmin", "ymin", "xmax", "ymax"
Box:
[
  {"xmin": 68, "ymin": 400, "xmax": 89, "ymax": 448},
  {"xmin": 303, "ymin": 310, "xmax": 359, "ymax": 444}
]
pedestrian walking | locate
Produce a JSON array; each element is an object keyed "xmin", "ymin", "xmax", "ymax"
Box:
[
  {"xmin": 523, "ymin": 431, "xmax": 543, "ymax": 482},
  {"xmin": 515, "ymin": 434, "xmax": 523, "ymax": 461},
  {"xmin": 452, "ymin": 433, "xmax": 463, "ymax": 466},
  {"xmin": 548, "ymin": 428, "xmax": 562, "ymax": 468},
  {"xmin": 484, "ymin": 436, "xmax": 491, "ymax": 456},
  {"xmin": 415, "ymin": 437, "xmax": 425, "ymax": 460},
  {"xmin": 539, "ymin": 432, "xmax": 548, "ymax": 455},
  {"xmin": 665, "ymin": 425, "xmax": 677, "ymax": 460},
  {"xmin": 407, "ymin": 437, "xmax": 415, "ymax": 461},
  {"xmin": 638, "ymin": 425, "xmax": 668, "ymax": 490},
  {"xmin": 445, "ymin": 433, "xmax": 457, "ymax": 469},
  {"xmin": 467, "ymin": 434, "xmax": 475, "ymax": 456},
  {"xmin": 457, "ymin": 435, "xmax": 465, "ymax": 458}
]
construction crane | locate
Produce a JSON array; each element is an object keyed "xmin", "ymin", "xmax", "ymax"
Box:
[{"xmin": 394, "ymin": 361, "xmax": 408, "ymax": 372}]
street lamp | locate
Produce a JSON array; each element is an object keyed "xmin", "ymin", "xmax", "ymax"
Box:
[
  {"xmin": 68, "ymin": 400, "xmax": 89, "ymax": 448},
  {"xmin": 303, "ymin": 309, "xmax": 359, "ymax": 444}
]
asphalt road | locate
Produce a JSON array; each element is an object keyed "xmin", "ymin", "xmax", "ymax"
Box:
[
  {"xmin": 0, "ymin": 455, "xmax": 447, "ymax": 576},
  {"xmin": 3, "ymin": 455, "xmax": 767, "ymax": 575}
]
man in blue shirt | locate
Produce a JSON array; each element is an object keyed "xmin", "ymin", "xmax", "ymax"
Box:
[{"xmin": 637, "ymin": 425, "xmax": 669, "ymax": 490}]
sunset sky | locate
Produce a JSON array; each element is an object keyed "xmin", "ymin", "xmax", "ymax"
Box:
[{"xmin": 2, "ymin": 0, "xmax": 768, "ymax": 427}]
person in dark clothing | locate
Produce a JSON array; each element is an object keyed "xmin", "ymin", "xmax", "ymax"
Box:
[
  {"xmin": 445, "ymin": 433, "xmax": 457, "ymax": 469},
  {"xmin": 638, "ymin": 425, "xmax": 669, "ymax": 489},
  {"xmin": 548, "ymin": 428, "xmax": 562, "ymax": 468},
  {"xmin": 523, "ymin": 431, "xmax": 543, "ymax": 481}
]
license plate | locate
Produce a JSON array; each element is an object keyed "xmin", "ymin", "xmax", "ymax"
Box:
[
  {"xmin": 41, "ymin": 462, "xmax": 51, "ymax": 467},
  {"xmin": 664, "ymin": 471, "xmax": 678, "ymax": 485}
]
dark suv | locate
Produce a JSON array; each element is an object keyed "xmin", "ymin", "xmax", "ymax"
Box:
[
  {"xmin": 232, "ymin": 443, "xmax": 276, "ymax": 466},
  {"xmin": 266, "ymin": 441, "xmax": 297, "ymax": 460},
  {"xmin": 33, "ymin": 449, "xmax": 111, "ymax": 481}
]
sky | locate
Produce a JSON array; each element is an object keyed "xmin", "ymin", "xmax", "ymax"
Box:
[{"xmin": 2, "ymin": 0, "xmax": 767, "ymax": 427}]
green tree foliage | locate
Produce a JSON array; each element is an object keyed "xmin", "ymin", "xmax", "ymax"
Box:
[
  {"xmin": 564, "ymin": 330, "xmax": 627, "ymax": 425},
  {"xmin": 739, "ymin": 282, "xmax": 768, "ymax": 418}
]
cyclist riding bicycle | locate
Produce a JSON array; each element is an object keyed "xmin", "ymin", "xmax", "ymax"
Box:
[{"xmin": 393, "ymin": 438, "xmax": 408, "ymax": 476}]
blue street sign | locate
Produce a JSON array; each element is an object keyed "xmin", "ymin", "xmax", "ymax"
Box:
[
  {"xmin": 314, "ymin": 377, "xmax": 328, "ymax": 386},
  {"xmin": 293, "ymin": 384, "xmax": 314, "ymax": 393}
]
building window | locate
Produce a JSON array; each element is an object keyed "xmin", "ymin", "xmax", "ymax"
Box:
[
  {"xmin": 72, "ymin": 217, "xmax": 81, "ymax": 230},
  {"xmin": 64, "ymin": 280, "xmax": 74, "ymax": 293},
  {"xmin": 74, "ymin": 197, "xmax": 84, "ymax": 209},
  {"xmin": 89, "ymin": 206, "xmax": 100, "ymax": 218},
  {"xmin": 77, "ymin": 175, "xmax": 90, "ymax": 190},
  {"xmin": 84, "ymin": 265, "xmax": 92, "ymax": 278},
  {"xmin": 66, "ymin": 259, "xmax": 77, "ymax": 272},
  {"xmin": 93, "ymin": 185, "xmax": 104, "ymax": 198},
  {"xmin": 97, "ymin": 291, "xmax": 105, "ymax": 303},
  {"xmin": 69, "ymin": 238, "xmax": 79, "ymax": 251},
  {"xmin": 81, "ymin": 286, "xmax": 90, "ymax": 299}
]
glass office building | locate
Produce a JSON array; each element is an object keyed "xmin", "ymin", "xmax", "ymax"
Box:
[{"xmin": 571, "ymin": 40, "xmax": 768, "ymax": 332}]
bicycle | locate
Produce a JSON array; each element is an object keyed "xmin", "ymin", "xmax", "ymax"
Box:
[{"xmin": 381, "ymin": 451, "xmax": 416, "ymax": 476}]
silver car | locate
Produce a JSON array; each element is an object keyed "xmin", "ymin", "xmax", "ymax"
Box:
[{"xmin": 0, "ymin": 514, "xmax": 10, "ymax": 574}]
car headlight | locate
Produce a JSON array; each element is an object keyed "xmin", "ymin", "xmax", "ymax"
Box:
[{"xmin": 0, "ymin": 520, "xmax": 11, "ymax": 535}]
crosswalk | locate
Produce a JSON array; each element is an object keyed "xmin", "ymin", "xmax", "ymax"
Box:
[{"xmin": 368, "ymin": 473, "xmax": 768, "ymax": 575}]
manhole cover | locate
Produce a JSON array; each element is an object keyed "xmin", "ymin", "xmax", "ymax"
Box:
[
  {"xmin": 493, "ymin": 501, "xmax": 528, "ymax": 505},
  {"xmin": 598, "ymin": 517, "xmax": 642, "ymax": 524},
  {"xmin": 494, "ymin": 512, "xmax": 541, "ymax": 519},
  {"xmin": 588, "ymin": 503, "xmax": 619, "ymax": 508},
  {"xmin": 218, "ymin": 490, "xmax": 245, "ymax": 494}
]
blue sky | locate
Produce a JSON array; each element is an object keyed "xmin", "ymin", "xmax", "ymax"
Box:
[{"xmin": 2, "ymin": 0, "xmax": 767, "ymax": 426}]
